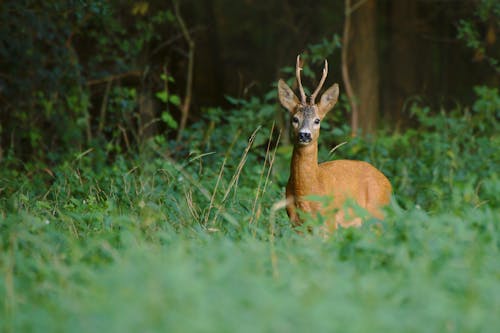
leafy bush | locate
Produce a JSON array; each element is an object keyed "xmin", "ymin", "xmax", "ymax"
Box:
[
  {"xmin": 324, "ymin": 86, "xmax": 500, "ymax": 212},
  {"xmin": 0, "ymin": 1, "xmax": 178, "ymax": 163},
  {"xmin": 457, "ymin": 0, "xmax": 500, "ymax": 73}
]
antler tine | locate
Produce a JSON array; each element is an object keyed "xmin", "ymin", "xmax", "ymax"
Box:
[
  {"xmin": 296, "ymin": 55, "xmax": 307, "ymax": 105},
  {"xmin": 310, "ymin": 59, "xmax": 328, "ymax": 105}
]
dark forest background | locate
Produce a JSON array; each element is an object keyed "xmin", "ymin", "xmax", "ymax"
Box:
[{"xmin": 0, "ymin": 0, "xmax": 498, "ymax": 163}]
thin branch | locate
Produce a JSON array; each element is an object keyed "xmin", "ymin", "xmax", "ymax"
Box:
[
  {"xmin": 86, "ymin": 70, "xmax": 142, "ymax": 86},
  {"xmin": 347, "ymin": 0, "xmax": 369, "ymax": 15},
  {"xmin": 97, "ymin": 79, "xmax": 112, "ymax": 135},
  {"xmin": 173, "ymin": 0, "xmax": 195, "ymax": 142},
  {"xmin": 65, "ymin": 12, "xmax": 92, "ymax": 50},
  {"xmin": 342, "ymin": 0, "xmax": 359, "ymax": 137},
  {"xmin": 0, "ymin": 72, "xmax": 15, "ymax": 81},
  {"xmin": 162, "ymin": 64, "xmax": 171, "ymax": 119},
  {"xmin": 118, "ymin": 124, "xmax": 131, "ymax": 152},
  {"xmin": 151, "ymin": 26, "xmax": 204, "ymax": 56}
]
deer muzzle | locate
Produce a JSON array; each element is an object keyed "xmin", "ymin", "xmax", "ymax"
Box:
[{"xmin": 298, "ymin": 131, "xmax": 312, "ymax": 144}]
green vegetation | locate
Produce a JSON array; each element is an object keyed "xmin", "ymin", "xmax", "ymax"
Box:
[
  {"xmin": 1, "ymin": 85, "xmax": 499, "ymax": 332},
  {"xmin": 1, "ymin": 1, "xmax": 499, "ymax": 332}
]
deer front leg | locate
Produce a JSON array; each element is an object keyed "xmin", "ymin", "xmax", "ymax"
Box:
[{"xmin": 285, "ymin": 184, "xmax": 300, "ymax": 227}]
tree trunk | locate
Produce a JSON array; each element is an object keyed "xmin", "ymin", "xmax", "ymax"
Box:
[
  {"xmin": 348, "ymin": 0, "xmax": 379, "ymax": 135},
  {"xmin": 201, "ymin": 0, "xmax": 224, "ymax": 106},
  {"xmin": 385, "ymin": 0, "xmax": 418, "ymax": 129}
]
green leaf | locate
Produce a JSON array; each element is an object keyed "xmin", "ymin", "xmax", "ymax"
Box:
[
  {"xmin": 161, "ymin": 111, "xmax": 178, "ymax": 129},
  {"xmin": 169, "ymin": 95, "xmax": 181, "ymax": 106},
  {"xmin": 155, "ymin": 91, "xmax": 168, "ymax": 103},
  {"xmin": 225, "ymin": 95, "xmax": 242, "ymax": 105}
]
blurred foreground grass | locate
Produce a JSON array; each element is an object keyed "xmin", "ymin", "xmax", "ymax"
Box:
[{"xmin": 0, "ymin": 153, "xmax": 498, "ymax": 333}]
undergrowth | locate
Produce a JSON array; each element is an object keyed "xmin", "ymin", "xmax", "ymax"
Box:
[{"xmin": 0, "ymin": 86, "xmax": 499, "ymax": 332}]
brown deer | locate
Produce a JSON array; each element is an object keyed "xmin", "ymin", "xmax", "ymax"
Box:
[{"xmin": 278, "ymin": 56, "xmax": 392, "ymax": 232}]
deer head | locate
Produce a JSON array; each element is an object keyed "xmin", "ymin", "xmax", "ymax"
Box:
[{"xmin": 278, "ymin": 55, "xmax": 339, "ymax": 146}]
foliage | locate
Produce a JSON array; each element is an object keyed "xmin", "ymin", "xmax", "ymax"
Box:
[
  {"xmin": 1, "ymin": 1, "xmax": 498, "ymax": 165},
  {"xmin": 2, "ymin": 204, "xmax": 498, "ymax": 332},
  {"xmin": 1, "ymin": 82, "xmax": 499, "ymax": 332},
  {"xmin": 457, "ymin": 0, "xmax": 500, "ymax": 72},
  {"xmin": 0, "ymin": 0, "xmax": 178, "ymax": 162},
  {"xmin": 1, "ymin": 3, "xmax": 499, "ymax": 331}
]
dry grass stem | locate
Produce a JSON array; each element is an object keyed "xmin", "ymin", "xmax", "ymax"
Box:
[{"xmin": 250, "ymin": 122, "xmax": 276, "ymax": 224}]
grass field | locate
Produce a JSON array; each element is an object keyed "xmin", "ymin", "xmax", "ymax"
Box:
[{"xmin": 1, "ymin": 98, "xmax": 499, "ymax": 332}]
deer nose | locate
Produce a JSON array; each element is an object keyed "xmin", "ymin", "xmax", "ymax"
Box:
[{"xmin": 298, "ymin": 131, "xmax": 312, "ymax": 143}]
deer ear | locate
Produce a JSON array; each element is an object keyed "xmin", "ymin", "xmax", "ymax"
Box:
[
  {"xmin": 278, "ymin": 79, "xmax": 299, "ymax": 112},
  {"xmin": 318, "ymin": 83, "xmax": 339, "ymax": 117}
]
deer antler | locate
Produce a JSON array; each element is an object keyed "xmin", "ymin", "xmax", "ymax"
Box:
[
  {"xmin": 296, "ymin": 55, "xmax": 307, "ymax": 105},
  {"xmin": 310, "ymin": 59, "xmax": 328, "ymax": 105}
]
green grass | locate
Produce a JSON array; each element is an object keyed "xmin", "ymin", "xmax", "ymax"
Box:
[
  {"xmin": 1, "ymin": 145, "xmax": 498, "ymax": 333},
  {"xmin": 1, "ymin": 92, "xmax": 499, "ymax": 332}
]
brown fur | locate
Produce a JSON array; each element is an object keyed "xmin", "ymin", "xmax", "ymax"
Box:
[{"xmin": 278, "ymin": 74, "xmax": 392, "ymax": 233}]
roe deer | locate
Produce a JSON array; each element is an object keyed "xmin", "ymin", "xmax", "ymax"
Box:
[{"xmin": 278, "ymin": 56, "xmax": 392, "ymax": 232}]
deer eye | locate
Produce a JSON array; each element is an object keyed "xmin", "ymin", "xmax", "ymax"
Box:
[
  {"xmin": 292, "ymin": 117, "xmax": 299, "ymax": 124},
  {"xmin": 314, "ymin": 118, "xmax": 320, "ymax": 125}
]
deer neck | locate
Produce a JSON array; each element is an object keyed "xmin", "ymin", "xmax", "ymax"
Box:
[{"xmin": 290, "ymin": 143, "xmax": 320, "ymax": 197}]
